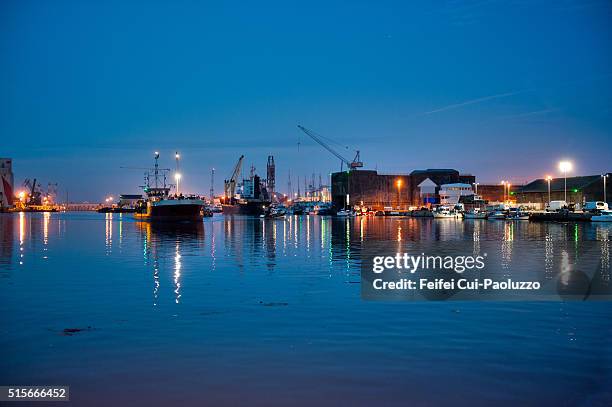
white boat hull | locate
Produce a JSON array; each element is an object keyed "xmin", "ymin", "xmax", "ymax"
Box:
[
  {"xmin": 463, "ymin": 213, "xmax": 487, "ymax": 219},
  {"xmin": 433, "ymin": 213, "xmax": 461, "ymax": 219}
]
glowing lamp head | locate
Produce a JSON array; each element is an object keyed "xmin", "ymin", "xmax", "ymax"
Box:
[
  {"xmin": 175, "ymin": 173, "xmax": 182, "ymax": 181},
  {"xmin": 559, "ymin": 161, "xmax": 572, "ymax": 173},
  {"xmin": 546, "ymin": 175, "xmax": 552, "ymax": 181},
  {"xmin": 396, "ymin": 179, "xmax": 402, "ymax": 188},
  {"xmin": 175, "ymin": 152, "xmax": 180, "ymax": 159}
]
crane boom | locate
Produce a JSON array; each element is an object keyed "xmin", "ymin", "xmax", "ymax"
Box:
[
  {"xmin": 297, "ymin": 125, "xmax": 363, "ymax": 170},
  {"xmin": 224, "ymin": 155, "xmax": 244, "ymax": 199}
]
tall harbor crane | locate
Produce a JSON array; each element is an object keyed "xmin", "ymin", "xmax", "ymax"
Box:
[
  {"xmin": 22, "ymin": 178, "xmax": 41, "ymax": 205},
  {"xmin": 297, "ymin": 125, "xmax": 363, "ymax": 171},
  {"xmin": 224, "ymin": 155, "xmax": 244, "ymax": 199}
]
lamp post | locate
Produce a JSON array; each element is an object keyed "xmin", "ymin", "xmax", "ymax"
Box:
[
  {"xmin": 507, "ymin": 182, "xmax": 511, "ymax": 203},
  {"xmin": 603, "ymin": 174, "xmax": 609, "ymax": 203},
  {"xmin": 558, "ymin": 161, "xmax": 572, "ymax": 203},
  {"xmin": 501, "ymin": 181, "xmax": 506, "ymax": 203},
  {"xmin": 545, "ymin": 176, "xmax": 552, "ymax": 205},
  {"xmin": 175, "ymin": 152, "xmax": 181, "ymax": 196},
  {"xmin": 473, "ymin": 182, "xmax": 479, "ymax": 196},
  {"xmin": 396, "ymin": 179, "xmax": 402, "ymax": 209}
]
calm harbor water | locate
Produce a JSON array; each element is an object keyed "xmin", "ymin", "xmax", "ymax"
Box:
[{"xmin": 1, "ymin": 212, "xmax": 611, "ymax": 406}]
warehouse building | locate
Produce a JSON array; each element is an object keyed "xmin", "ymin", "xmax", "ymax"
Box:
[{"xmin": 516, "ymin": 174, "xmax": 610, "ymax": 207}]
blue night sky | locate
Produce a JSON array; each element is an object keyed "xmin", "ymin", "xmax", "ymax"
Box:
[{"xmin": 1, "ymin": 0, "xmax": 611, "ymax": 201}]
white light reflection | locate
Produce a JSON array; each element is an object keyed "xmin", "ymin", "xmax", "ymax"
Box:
[
  {"xmin": 19, "ymin": 212, "xmax": 25, "ymax": 265},
  {"xmin": 105, "ymin": 213, "xmax": 113, "ymax": 253},
  {"xmin": 174, "ymin": 242, "xmax": 182, "ymax": 303}
]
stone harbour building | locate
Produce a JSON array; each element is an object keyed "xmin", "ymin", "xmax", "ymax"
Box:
[{"xmin": 331, "ymin": 169, "xmax": 475, "ymax": 210}]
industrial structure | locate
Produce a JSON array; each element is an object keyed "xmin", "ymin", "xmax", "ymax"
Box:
[
  {"xmin": 297, "ymin": 125, "xmax": 363, "ymax": 171},
  {"xmin": 266, "ymin": 155, "xmax": 275, "ymax": 194},
  {"xmin": 295, "ymin": 125, "xmax": 480, "ymax": 209},
  {"xmin": 0, "ymin": 158, "xmax": 14, "ymax": 209}
]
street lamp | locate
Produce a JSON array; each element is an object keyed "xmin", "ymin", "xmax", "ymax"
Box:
[
  {"xmin": 603, "ymin": 174, "xmax": 609, "ymax": 203},
  {"xmin": 396, "ymin": 179, "xmax": 402, "ymax": 209},
  {"xmin": 545, "ymin": 176, "xmax": 552, "ymax": 205},
  {"xmin": 558, "ymin": 161, "xmax": 572, "ymax": 203},
  {"xmin": 501, "ymin": 180, "xmax": 506, "ymax": 203},
  {"xmin": 507, "ymin": 183, "xmax": 511, "ymax": 203},
  {"xmin": 473, "ymin": 182, "xmax": 479, "ymax": 196},
  {"xmin": 175, "ymin": 151, "xmax": 181, "ymax": 195}
]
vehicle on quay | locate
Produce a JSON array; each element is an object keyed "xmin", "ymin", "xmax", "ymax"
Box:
[
  {"xmin": 584, "ymin": 201, "xmax": 609, "ymax": 212},
  {"xmin": 546, "ymin": 200, "xmax": 568, "ymax": 212}
]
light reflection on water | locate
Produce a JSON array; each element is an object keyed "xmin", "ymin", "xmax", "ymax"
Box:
[{"xmin": 0, "ymin": 212, "xmax": 611, "ymax": 406}]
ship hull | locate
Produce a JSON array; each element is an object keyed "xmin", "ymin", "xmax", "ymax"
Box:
[
  {"xmin": 222, "ymin": 201, "xmax": 268, "ymax": 216},
  {"xmin": 134, "ymin": 200, "xmax": 204, "ymax": 222}
]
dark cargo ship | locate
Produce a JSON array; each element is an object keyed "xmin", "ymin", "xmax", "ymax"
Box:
[
  {"xmin": 222, "ymin": 199, "xmax": 268, "ymax": 216},
  {"xmin": 222, "ymin": 156, "xmax": 271, "ymax": 216}
]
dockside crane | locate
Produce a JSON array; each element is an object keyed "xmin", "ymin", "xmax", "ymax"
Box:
[
  {"xmin": 297, "ymin": 125, "xmax": 363, "ymax": 171},
  {"xmin": 22, "ymin": 178, "xmax": 41, "ymax": 205},
  {"xmin": 224, "ymin": 155, "xmax": 244, "ymax": 200}
]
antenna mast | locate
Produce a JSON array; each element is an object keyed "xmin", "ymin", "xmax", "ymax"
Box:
[{"xmin": 210, "ymin": 168, "xmax": 215, "ymax": 200}]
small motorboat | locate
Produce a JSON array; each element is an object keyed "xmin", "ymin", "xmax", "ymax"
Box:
[
  {"xmin": 591, "ymin": 210, "xmax": 612, "ymax": 222},
  {"xmin": 463, "ymin": 208, "xmax": 487, "ymax": 219},
  {"xmin": 336, "ymin": 209, "xmax": 355, "ymax": 217},
  {"xmin": 508, "ymin": 213, "xmax": 529, "ymax": 220},
  {"xmin": 261, "ymin": 205, "xmax": 287, "ymax": 219},
  {"xmin": 411, "ymin": 208, "xmax": 433, "ymax": 218},
  {"xmin": 489, "ymin": 210, "xmax": 508, "ymax": 220},
  {"xmin": 433, "ymin": 206, "xmax": 461, "ymax": 219},
  {"xmin": 507, "ymin": 207, "xmax": 529, "ymax": 220}
]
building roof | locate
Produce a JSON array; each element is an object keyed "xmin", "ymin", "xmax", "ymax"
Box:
[
  {"xmin": 440, "ymin": 183, "xmax": 473, "ymax": 188},
  {"xmin": 410, "ymin": 169, "xmax": 459, "ymax": 176},
  {"xmin": 417, "ymin": 178, "xmax": 437, "ymax": 187},
  {"xmin": 520, "ymin": 174, "xmax": 608, "ymax": 193}
]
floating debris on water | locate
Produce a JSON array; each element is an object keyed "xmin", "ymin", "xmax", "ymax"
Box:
[
  {"xmin": 259, "ymin": 301, "xmax": 289, "ymax": 307},
  {"xmin": 61, "ymin": 326, "xmax": 94, "ymax": 336}
]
